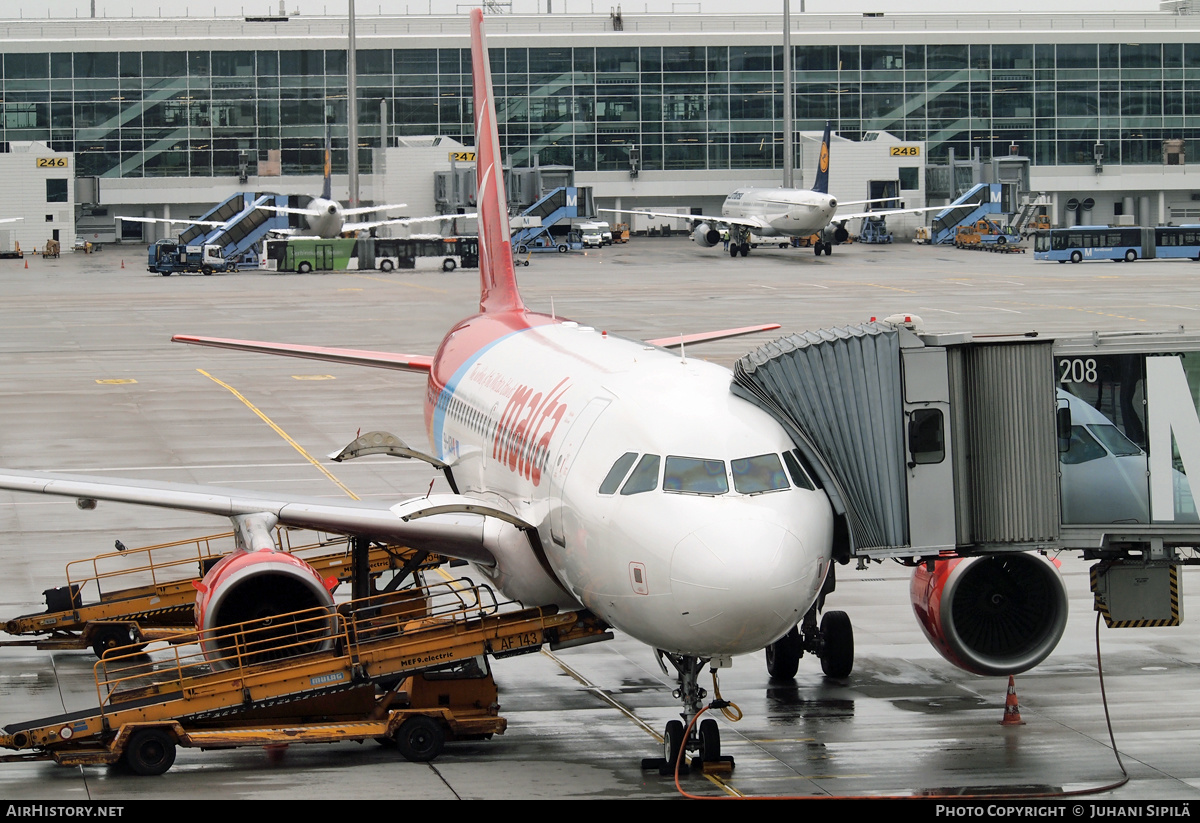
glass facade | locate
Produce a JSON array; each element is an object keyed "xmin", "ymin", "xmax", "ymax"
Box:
[{"xmin": 5, "ymin": 39, "xmax": 1200, "ymax": 179}]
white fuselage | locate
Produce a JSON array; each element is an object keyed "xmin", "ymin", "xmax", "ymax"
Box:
[
  {"xmin": 427, "ymin": 315, "xmax": 835, "ymax": 657},
  {"xmin": 722, "ymin": 188, "xmax": 839, "ymax": 238},
  {"xmin": 303, "ymin": 197, "xmax": 346, "ymax": 238}
]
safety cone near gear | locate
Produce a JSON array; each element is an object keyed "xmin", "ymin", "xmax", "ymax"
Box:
[{"xmin": 1000, "ymin": 675, "xmax": 1025, "ymax": 725}]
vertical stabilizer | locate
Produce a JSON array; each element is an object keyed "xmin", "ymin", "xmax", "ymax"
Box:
[
  {"xmin": 470, "ymin": 9, "xmax": 524, "ymax": 314},
  {"xmin": 811, "ymin": 121, "xmax": 832, "ymax": 195},
  {"xmin": 322, "ymin": 127, "xmax": 333, "ymax": 201}
]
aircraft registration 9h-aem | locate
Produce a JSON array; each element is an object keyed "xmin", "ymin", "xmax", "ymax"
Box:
[{"xmin": 0, "ymin": 9, "xmax": 1114, "ymax": 773}]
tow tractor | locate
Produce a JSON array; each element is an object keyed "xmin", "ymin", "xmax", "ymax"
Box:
[
  {"xmin": 2, "ymin": 529, "xmax": 442, "ymax": 658},
  {"xmin": 0, "ymin": 581, "xmax": 611, "ymax": 772}
]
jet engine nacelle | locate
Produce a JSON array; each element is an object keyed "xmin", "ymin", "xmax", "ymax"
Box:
[
  {"xmin": 692, "ymin": 223, "xmax": 721, "ymax": 248},
  {"xmin": 195, "ymin": 549, "xmax": 338, "ymax": 667},
  {"xmin": 910, "ymin": 553, "xmax": 1068, "ymax": 676}
]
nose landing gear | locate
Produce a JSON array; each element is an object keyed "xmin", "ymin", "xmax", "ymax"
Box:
[{"xmin": 642, "ymin": 652, "xmax": 737, "ymax": 776}]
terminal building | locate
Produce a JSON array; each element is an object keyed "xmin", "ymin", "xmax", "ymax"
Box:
[{"xmin": 1, "ymin": 7, "xmax": 1199, "ymax": 244}]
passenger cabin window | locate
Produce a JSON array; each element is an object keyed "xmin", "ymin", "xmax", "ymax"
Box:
[
  {"xmin": 620, "ymin": 454, "xmax": 660, "ymax": 495},
  {"xmin": 731, "ymin": 453, "xmax": 789, "ymax": 494},
  {"xmin": 599, "ymin": 452, "xmax": 638, "ymax": 494},
  {"xmin": 664, "ymin": 456, "xmax": 728, "ymax": 495}
]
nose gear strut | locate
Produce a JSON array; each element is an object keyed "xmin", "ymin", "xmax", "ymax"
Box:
[{"xmin": 641, "ymin": 651, "xmax": 736, "ymax": 776}]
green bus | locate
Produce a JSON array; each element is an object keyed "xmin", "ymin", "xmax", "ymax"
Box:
[{"xmin": 263, "ymin": 236, "xmax": 478, "ymax": 273}]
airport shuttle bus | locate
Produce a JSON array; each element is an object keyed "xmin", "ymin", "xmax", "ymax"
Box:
[
  {"xmin": 263, "ymin": 236, "xmax": 479, "ymax": 273},
  {"xmin": 1154, "ymin": 226, "xmax": 1200, "ymax": 261},
  {"xmin": 1033, "ymin": 226, "xmax": 1155, "ymax": 263}
]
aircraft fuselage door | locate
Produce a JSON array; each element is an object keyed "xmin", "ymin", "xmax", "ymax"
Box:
[
  {"xmin": 901, "ymin": 345, "xmax": 956, "ymax": 551},
  {"xmin": 549, "ymin": 397, "xmax": 610, "ymax": 546}
]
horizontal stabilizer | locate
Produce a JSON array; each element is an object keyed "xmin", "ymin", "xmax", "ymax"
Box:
[
  {"xmin": 647, "ymin": 324, "xmax": 782, "ymax": 349},
  {"xmin": 172, "ymin": 335, "xmax": 433, "ymax": 373}
]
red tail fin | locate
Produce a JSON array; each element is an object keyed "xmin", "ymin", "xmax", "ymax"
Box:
[{"xmin": 470, "ymin": 9, "xmax": 524, "ymax": 314}]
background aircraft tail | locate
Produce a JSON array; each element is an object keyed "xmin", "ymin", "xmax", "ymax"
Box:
[
  {"xmin": 470, "ymin": 9, "xmax": 524, "ymax": 314},
  {"xmin": 321, "ymin": 127, "xmax": 333, "ymax": 201},
  {"xmin": 811, "ymin": 121, "xmax": 832, "ymax": 195}
]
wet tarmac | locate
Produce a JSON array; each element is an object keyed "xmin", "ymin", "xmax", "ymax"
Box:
[{"xmin": 2, "ymin": 239, "xmax": 1200, "ymax": 800}]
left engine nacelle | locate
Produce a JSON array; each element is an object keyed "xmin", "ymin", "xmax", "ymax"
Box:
[
  {"xmin": 692, "ymin": 223, "xmax": 721, "ymax": 247},
  {"xmin": 195, "ymin": 549, "xmax": 338, "ymax": 667},
  {"xmin": 910, "ymin": 553, "xmax": 1068, "ymax": 676}
]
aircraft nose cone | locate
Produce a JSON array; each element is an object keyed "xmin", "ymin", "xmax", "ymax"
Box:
[{"xmin": 670, "ymin": 517, "xmax": 827, "ymax": 655}]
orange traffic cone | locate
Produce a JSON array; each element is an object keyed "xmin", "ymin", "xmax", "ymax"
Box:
[
  {"xmin": 999, "ymin": 675, "xmax": 1025, "ymax": 726},
  {"xmin": 23, "ymin": 259, "xmax": 28, "ymax": 269},
  {"xmin": 120, "ymin": 259, "xmax": 125, "ymax": 269}
]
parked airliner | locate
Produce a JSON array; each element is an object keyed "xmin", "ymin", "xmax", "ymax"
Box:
[
  {"xmin": 0, "ymin": 9, "xmax": 842, "ymax": 769},
  {"xmin": 607, "ymin": 123, "xmax": 940, "ymax": 257}
]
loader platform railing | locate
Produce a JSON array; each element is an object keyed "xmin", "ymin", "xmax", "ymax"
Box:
[{"xmin": 2, "ymin": 580, "xmax": 609, "ymax": 756}]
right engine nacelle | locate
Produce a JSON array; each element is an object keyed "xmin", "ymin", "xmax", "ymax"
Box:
[
  {"xmin": 692, "ymin": 223, "xmax": 721, "ymax": 247},
  {"xmin": 910, "ymin": 553, "xmax": 1068, "ymax": 676}
]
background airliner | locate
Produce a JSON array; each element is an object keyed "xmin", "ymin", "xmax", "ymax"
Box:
[
  {"xmin": 606, "ymin": 122, "xmax": 940, "ymax": 258},
  {"xmin": 0, "ymin": 9, "xmax": 842, "ymax": 770}
]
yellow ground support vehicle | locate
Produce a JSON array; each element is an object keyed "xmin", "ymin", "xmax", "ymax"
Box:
[
  {"xmin": 2, "ymin": 529, "xmax": 441, "ymax": 658},
  {"xmin": 0, "ymin": 581, "xmax": 610, "ymax": 772}
]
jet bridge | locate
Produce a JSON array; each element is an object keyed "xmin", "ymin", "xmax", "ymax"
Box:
[
  {"xmin": 736, "ymin": 320, "xmax": 1200, "ymax": 672},
  {"xmin": 733, "ymin": 319, "xmax": 1200, "ymax": 562}
]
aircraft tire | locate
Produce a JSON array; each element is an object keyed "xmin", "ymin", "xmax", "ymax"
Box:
[
  {"xmin": 395, "ymin": 716, "xmax": 445, "ymax": 762},
  {"xmin": 698, "ymin": 719, "xmax": 721, "ymax": 762},
  {"xmin": 738, "ymin": 243, "xmax": 749, "ymax": 257},
  {"xmin": 91, "ymin": 626, "xmax": 145, "ymax": 659},
  {"xmin": 663, "ymin": 720, "xmax": 685, "ymax": 768},
  {"xmin": 819, "ymin": 610, "xmax": 854, "ymax": 678},
  {"xmin": 729, "ymin": 246, "xmax": 738, "ymax": 258},
  {"xmin": 124, "ymin": 728, "xmax": 176, "ymax": 776},
  {"xmin": 824, "ymin": 243, "xmax": 832, "ymax": 256},
  {"xmin": 442, "ymin": 258, "xmax": 456, "ymax": 272},
  {"xmin": 765, "ymin": 625, "xmax": 802, "ymax": 679},
  {"xmin": 813, "ymin": 242, "xmax": 823, "ymax": 256}
]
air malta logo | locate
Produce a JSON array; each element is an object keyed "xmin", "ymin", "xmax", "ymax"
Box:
[
  {"xmin": 819, "ymin": 142, "xmax": 829, "ymax": 174},
  {"xmin": 492, "ymin": 378, "xmax": 570, "ymax": 486}
]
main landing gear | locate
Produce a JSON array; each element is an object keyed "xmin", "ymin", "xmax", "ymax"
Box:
[
  {"xmin": 641, "ymin": 652, "xmax": 736, "ymax": 776},
  {"xmin": 729, "ymin": 226, "xmax": 751, "ymax": 258},
  {"xmin": 765, "ymin": 605, "xmax": 854, "ymax": 680}
]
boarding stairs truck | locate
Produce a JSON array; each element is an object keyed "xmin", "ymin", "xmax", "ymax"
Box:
[{"xmin": 510, "ymin": 186, "xmax": 594, "ymax": 253}]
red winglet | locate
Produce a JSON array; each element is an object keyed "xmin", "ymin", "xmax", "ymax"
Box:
[{"xmin": 470, "ymin": 8, "xmax": 524, "ymax": 315}]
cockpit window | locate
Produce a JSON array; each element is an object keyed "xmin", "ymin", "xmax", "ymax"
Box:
[
  {"xmin": 1060, "ymin": 426, "xmax": 1107, "ymax": 465},
  {"xmin": 664, "ymin": 456, "xmax": 729, "ymax": 495},
  {"xmin": 620, "ymin": 454, "xmax": 660, "ymax": 495},
  {"xmin": 599, "ymin": 452, "xmax": 638, "ymax": 495},
  {"xmin": 783, "ymin": 450, "xmax": 816, "ymax": 490},
  {"xmin": 1087, "ymin": 424, "xmax": 1142, "ymax": 457},
  {"xmin": 732, "ymin": 453, "xmax": 789, "ymax": 494}
]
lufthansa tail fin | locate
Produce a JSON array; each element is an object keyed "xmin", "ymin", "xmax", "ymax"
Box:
[
  {"xmin": 470, "ymin": 9, "xmax": 524, "ymax": 314},
  {"xmin": 322, "ymin": 127, "xmax": 333, "ymax": 202},
  {"xmin": 811, "ymin": 121, "xmax": 832, "ymax": 195}
]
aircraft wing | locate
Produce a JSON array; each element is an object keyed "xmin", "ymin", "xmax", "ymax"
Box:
[
  {"xmin": 598, "ymin": 207, "xmax": 767, "ymax": 231},
  {"xmin": 646, "ymin": 324, "xmax": 781, "ymax": 349},
  {"xmin": 0, "ymin": 469, "xmax": 503, "ymax": 565},
  {"xmin": 344, "ymin": 213, "xmax": 478, "ymax": 233},
  {"xmin": 0, "ymin": 217, "xmax": 22, "ymax": 224},
  {"xmin": 116, "ymin": 215, "xmax": 232, "ymax": 229},
  {"xmin": 339, "ymin": 203, "xmax": 409, "ymax": 218},
  {"xmin": 834, "ymin": 204, "xmax": 946, "ymax": 222},
  {"xmin": 172, "ymin": 335, "xmax": 434, "ymax": 374}
]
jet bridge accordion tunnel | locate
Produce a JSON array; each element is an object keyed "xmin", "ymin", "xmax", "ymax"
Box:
[{"xmin": 729, "ymin": 320, "xmax": 1200, "ymax": 675}]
